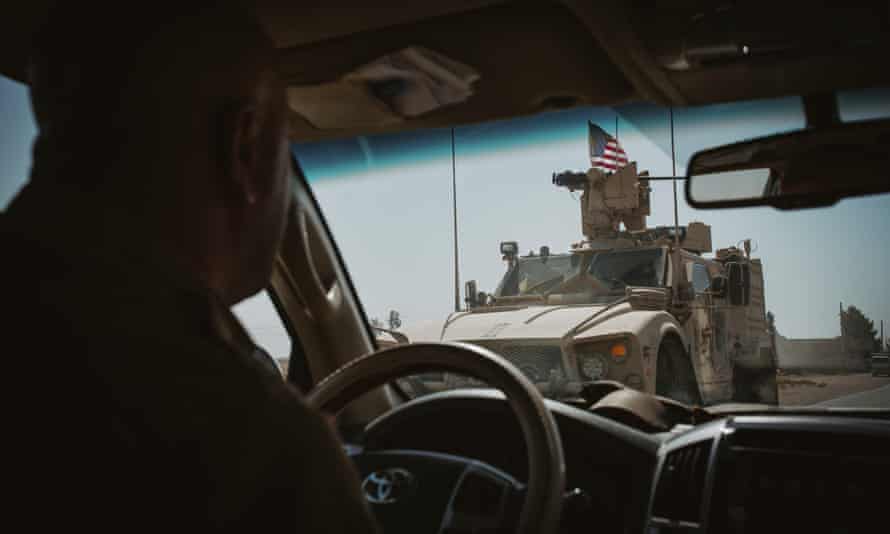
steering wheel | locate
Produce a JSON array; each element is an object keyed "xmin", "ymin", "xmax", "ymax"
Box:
[{"xmin": 307, "ymin": 342, "xmax": 566, "ymax": 534}]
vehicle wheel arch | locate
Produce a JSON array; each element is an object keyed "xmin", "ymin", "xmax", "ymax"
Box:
[
  {"xmin": 656, "ymin": 319, "xmax": 689, "ymax": 352},
  {"xmin": 654, "ymin": 330, "xmax": 689, "ymax": 381},
  {"xmin": 653, "ymin": 324, "xmax": 702, "ymax": 405}
]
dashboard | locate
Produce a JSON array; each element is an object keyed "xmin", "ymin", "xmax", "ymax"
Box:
[
  {"xmin": 360, "ymin": 390, "xmax": 890, "ymax": 533},
  {"xmin": 654, "ymin": 415, "xmax": 890, "ymax": 533}
]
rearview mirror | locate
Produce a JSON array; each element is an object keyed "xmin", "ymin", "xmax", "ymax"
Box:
[{"xmin": 686, "ymin": 118, "xmax": 890, "ymax": 210}]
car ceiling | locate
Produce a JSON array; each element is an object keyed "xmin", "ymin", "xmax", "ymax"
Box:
[{"xmin": 3, "ymin": 1, "xmax": 888, "ymax": 142}]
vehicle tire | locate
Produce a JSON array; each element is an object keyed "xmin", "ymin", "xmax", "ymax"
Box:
[{"xmin": 656, "ymin": 336, "xmax": 702, "ymax": 406}]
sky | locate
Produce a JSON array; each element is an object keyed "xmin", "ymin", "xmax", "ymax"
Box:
[{"xmin": 2, "ymin": 75, "xmax": 888, "ymax": 349}]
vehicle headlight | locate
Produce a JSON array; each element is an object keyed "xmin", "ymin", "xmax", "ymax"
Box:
[
  {"xmin": 609, "ymin": 341, "xmax": 628, "ymax": 363},
  {"xmin": 579, "ymin": 352, "xmax": 608, "ymax": 380}
]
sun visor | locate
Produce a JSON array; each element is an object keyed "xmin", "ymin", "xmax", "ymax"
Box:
[{"xmin": 287, "ymin": 46, "xmax": 480, "ymax": 130}]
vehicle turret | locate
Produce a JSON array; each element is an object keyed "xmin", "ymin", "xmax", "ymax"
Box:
[
  {"xmin": 553, "ymin": 163, "xmax": 712, "ymax": 254},
  {"xmin": 553, "ymin": 162, "xmax": 650, "ymax": 243}
]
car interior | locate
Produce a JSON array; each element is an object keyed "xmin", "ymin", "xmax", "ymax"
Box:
[{"xmin": 3, "ymin": 2, "xmax": 889, "ymax": 533}]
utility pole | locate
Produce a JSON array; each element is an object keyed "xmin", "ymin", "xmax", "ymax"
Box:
[
  {"xmin": 839, "ymin": 302, "xmax": 846, "ymax": 354},
  {"xmin": 881, "ymin": 319, "xmax": 885, "ymax": 351}
]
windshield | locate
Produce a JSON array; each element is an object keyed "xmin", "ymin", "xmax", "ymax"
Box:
[
  {"xmin": 497, "ymin": 254, "xmax": 581, "ymax": 297},
  {"xmin": 588, "ymin": 248, "xmax": 665, "ymax": 291},
  {"xmin": 293, "ymin": 88, "xmax": 889, "ymax": 408},
  {"xmin": 3, "ymin": 75, "xmax": 887, "ymax": 409},
  {"xmin": 498, "ymin": 248, "xmax": 665, "ymax": 301}
]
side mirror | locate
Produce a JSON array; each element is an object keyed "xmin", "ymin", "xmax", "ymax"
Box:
[
  {"xmin": 727, "ymin": 263, "xmax": 750, "ymax": 306},
  {"xmin": 464, "ymin": 280, "xmax": 478, "ymax": 309},
  {"xmin": 500, "ymin": 241, "xmax": 518, "ymax": 256},
  {"xmin": 500, "ymin": 241, "xmax": 519, "ymax": 266},
  {"xmin": 387, "ymin": 310, "xmax": 402, "ymax": 330}
]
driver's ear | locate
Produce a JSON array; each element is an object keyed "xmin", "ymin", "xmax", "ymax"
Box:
[{"xmin": 220, "ymin": 101, "xmax": 262, "ymax": 207}]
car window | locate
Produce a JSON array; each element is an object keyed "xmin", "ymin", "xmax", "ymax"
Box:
[
  {"xmin": 232, "ymin": 290, "xmax": 292, "ymax": 373},
  {"xmin": 838, "ymin": 87, "xmax": 890, "ymax": 122},
  {"xmin": 589, "ymin": 248, "xmax": 665, "ymax": 289},
  {"xmin": 498, "ymin": 255, "xmax": 581, "ymax": 297},
  {"xmin": 298, "ymin": 89, "xmax": 890, "ymax": 407},
  {"xmin": 296, "ymin": 96, "xmax": 808, "ymax": 327},
  {"xmin": 1, "ymin": 76, "xmax": 35, "ymax": 209}
]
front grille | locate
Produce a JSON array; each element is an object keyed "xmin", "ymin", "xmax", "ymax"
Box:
[{"xmin": 466, "ymin": 341, "xmax": 564, "ymax": 383}]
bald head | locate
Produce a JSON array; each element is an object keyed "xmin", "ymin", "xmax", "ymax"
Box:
[
  {"xmin": 27, "ymin": 4, "xmax": 293, "ymax": 304},
  {"xmin": 30, "ymin": 5, "xmax": 281, "ymax": 182}
]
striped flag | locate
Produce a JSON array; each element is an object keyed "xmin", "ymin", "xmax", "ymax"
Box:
[{"xmin": 589, "ymin": 121, "xmax": 628, "ymax": 172}]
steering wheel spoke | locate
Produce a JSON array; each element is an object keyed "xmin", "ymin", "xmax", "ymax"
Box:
[
  {"xmin": 347, "ymin": 448, "xmax": 524, "ymax": 534},
  {"xmin": 309, "ymin": 342, "xmax": 565, "ymax": 534},
  {"xmin": 440, "ymin": 463, "xmax": 525, "ymax": 534}
]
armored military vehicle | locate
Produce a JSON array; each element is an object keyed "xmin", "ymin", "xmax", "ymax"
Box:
[{"xmin": 404, "ymin": 162, "xmax": 778, "ymax": 406}]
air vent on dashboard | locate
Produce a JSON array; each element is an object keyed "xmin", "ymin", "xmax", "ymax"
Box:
[{"xmin": 651, "ymin": 439, "xmax": 713, "ymax": 526}]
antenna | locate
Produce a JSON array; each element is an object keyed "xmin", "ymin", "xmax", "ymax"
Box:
[
  {"xmin": 451, "ymin": 127, "xmax": 461, "ymax": 312},
  {"xmin": 670, "ymin": 107, "xmax": 680, "ymax": 247}
]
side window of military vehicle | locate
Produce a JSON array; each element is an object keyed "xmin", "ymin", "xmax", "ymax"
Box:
[
  {"xmin": 691, "ymin": 263, "xmax": 711, "ymax": 294},
  {"xmin": 232, "ymin": 290, "xmax": 292, "ymax": 374}
]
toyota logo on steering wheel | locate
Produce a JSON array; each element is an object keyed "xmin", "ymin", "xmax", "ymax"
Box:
[{"xmin": 361, "ymin": 468, "xmax": 416, "ymax": 504}]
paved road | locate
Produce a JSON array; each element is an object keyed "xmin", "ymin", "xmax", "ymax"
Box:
[{"xmin": 818, "ymin": 383, "xmax": 890, "ymax": 407}]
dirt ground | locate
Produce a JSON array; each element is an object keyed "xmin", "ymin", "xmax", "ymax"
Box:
[{"xmin": 778, "ymin": 372, "xmax": 890, "ymax": 406}]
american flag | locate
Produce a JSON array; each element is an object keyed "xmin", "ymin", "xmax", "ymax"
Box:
[{"xmin": 589, "ymin": 121, "xmax": 628, "ymax": 172}]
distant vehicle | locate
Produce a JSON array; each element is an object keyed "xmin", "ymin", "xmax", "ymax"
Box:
[
  {"xmin": 872, "ymin": 353, "xmax": 890, "ymax": 377},
  {"xmin": 403, "ymin": 161, "xmax": 778, "ymax": 406}
]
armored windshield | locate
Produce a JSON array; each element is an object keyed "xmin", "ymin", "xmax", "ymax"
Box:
[
  {"xmin": 496, "ymin": 248, "xmax": 666, "ymax": 299},
  {"xmin": 497, "ymin": 254, "xmax": 582, "ymax": 297},
  {"xmin": 588, "ymin": 248, "xmax": 666, "ymax": 291}
]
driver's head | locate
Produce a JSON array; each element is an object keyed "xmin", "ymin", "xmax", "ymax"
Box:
[{"xmin": 28, "ymin": 4, "xmax": 291, "ymax": 304}]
